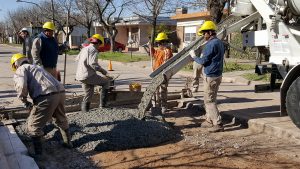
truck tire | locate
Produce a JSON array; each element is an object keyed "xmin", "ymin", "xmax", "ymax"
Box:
[{"xmin": 286, "ymin": 76, "xmax": 300, "ymax": 128}]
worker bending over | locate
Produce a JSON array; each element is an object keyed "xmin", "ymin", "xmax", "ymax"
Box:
[
  {"xmin": 76, "ymin": 34, "xmax": 111, "ymax": 113},
  {"xmin": 11, "ymin": 53, "xmax": 72, "ymax": 157},
  {"xmin": 189, "ymin": 21, "xmax": 225, "ymax": 132},
  {"xmin": 150, "ymin": 32, "xmax": 173, "ymax": 113}
]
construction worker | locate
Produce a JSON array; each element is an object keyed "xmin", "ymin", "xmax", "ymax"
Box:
[
  {"xmin": 189, "ymin": 21, "xmax": 225, "ymax": 132},
  {"xmin": 150, "ymin": 32, "xmax": 173, "ymax": 113},
  {"xmin": 11, "ymin": 53, "xmax": 72, "ymax": 157},
  {"xmin": 31, "ymin": 21, "xmax": 59, "ymax": 79},
  {"xmin": 19, "ymin": 27, "xmax": 33, "ymax": 64},
  {"xmin": 191, "ymin": 28, "xmax": 205, "ymax": 93},
  {"xmin": 76, "ymin": 34, "xmax": 111, "ymax": 113}
]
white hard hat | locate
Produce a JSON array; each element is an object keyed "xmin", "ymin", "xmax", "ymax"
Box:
[{"xmin": 20, "ymin": 27, "xmax": 29, "ymax": 32}]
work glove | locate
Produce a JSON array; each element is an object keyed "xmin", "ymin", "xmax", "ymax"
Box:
[
  {"xmin": 23, "ymin": 101, "xmax": 33, "ymax": 109},
  {"xmin": 189, "ymin": 50, "xmax": 197, "ymax": 59}
]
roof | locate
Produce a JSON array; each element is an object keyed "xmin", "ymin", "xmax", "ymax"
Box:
[
  {"xmin": 171, "ymin": 9, "xmax": 229, "ymax": 21},
  {"xmin": 94, "ymin": 16, "xmax": 177, "ymax": 27},
  {"xmin": 171, "ymin": 11, "xmax": 211, "ymax": 20}
]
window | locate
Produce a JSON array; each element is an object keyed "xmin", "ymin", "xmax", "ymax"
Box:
[
  {"xmin": 184, "ymin": 26, "xmax": 197, "ymax": 42},
  {"xmin": 184, "ymin": 33, "xmax": 196, "ymax": 42}
]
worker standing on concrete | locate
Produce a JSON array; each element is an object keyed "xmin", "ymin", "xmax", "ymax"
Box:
[
  {"xmin": 31, "ymin": 21, "xmax": 59, "ymax": 79},
  {"xmin": 189, "ymin": 21, "xmax": 225, "ymax": 132},
  {"xmin": 150, "ymin": 32, "xmax": 173, "ymax": 113},
  {"xmin": 10, "ymin": 53, "xmax": 72, "ymax": 157},
  {"xmin": 76, "ymin": 34, "xmax": 111, "ymax": 113},
  {"xmin": 19, "ymin": 27, "xmax": 33, "ymax": 64}
]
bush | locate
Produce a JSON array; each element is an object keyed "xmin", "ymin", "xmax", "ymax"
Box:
[{"xmin": 230, "ymin": 32, "xmax": 256, "ymax": 60}]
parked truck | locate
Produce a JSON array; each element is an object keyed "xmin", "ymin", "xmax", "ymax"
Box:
[{"xmin": 230, "ymin": 0, "xmax": 300, "ymax": 128}]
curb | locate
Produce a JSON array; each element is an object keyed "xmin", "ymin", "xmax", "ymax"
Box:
[{"xmin": 222, "ymin": 112, "xmax": 300, "ymax": 144}]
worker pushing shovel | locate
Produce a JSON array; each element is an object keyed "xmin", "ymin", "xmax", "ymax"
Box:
[
  {"xmin": 11, "ymin": 53, "xmax": 72, "ymax": 158},
  {"xmin": 76, "ymin": 34, "xmax": 113, "ymax": 113}
]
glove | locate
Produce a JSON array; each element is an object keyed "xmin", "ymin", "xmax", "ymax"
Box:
[
  {"xmin": 23, "ymin": 101, "xmax": 33, "ymax": 109},
  {"xmin": 189, "ymin": 50, "xmax": 197, "ymax": 59}
]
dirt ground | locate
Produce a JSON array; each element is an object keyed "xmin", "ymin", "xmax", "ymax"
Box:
[{"xmin": 91, "ymin": 109, "xmax": 300, "ymax": 169}]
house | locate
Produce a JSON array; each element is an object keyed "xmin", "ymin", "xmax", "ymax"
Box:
[
  {"xmin": 93, "ymin": 15, "xmax": 177, "ymax": 53},
  {"xmin": 171, "ymin": 8, "xmax": 212, "ymax": 51},
  {"xmin": 59, "ymin": 26, "xmax": 88, "ymax": 49}
]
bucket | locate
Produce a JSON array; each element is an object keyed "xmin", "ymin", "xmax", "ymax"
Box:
[{"xmin": 129, "ymin": 82, "xmax": 142, "ymax": 92}]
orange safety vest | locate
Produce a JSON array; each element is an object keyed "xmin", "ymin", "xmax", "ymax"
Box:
[{"xmin": 151, "ymin": 46, "xmax": 173, "ymax": 71}]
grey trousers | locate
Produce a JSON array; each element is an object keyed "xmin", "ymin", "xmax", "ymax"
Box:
[
  {"xmin": 28, "ymin": 92, "xmax": 69, "ymax": 137},
  {"xmin": 192, "ymin": 62, "xmax": 203, "ymax": 90},
  {"xmin": 80, "ymin": 74, "xmax": 110, "ymax": 103},
  {"xmin": 203, "ymin": 76, "xmax": 222, "ymax": 125}
]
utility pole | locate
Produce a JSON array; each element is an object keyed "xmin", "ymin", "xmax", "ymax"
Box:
[{"xmin": 51, "ymin": 0, "xmax": 55, "ymax": 23}]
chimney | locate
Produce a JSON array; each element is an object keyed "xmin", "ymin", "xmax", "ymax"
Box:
[{"xmin": 175, "ymin": 7, "xmax": 188, "ymax": 15}]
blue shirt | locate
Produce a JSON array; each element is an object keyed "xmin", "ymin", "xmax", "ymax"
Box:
[{"xmin": 194, "ymin": 37, "xmax": 224, "ymax": 77}]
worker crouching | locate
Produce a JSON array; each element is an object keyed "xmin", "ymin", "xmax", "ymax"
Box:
[
  {"xmin": 11, "ymin": 53, "xmax": 72, "ymax": 157},
  {"xmin": 76, "ymin": 34, "xmax": 111, "ymax": 113}
]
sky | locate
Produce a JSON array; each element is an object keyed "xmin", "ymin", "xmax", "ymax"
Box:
[{"xmin": 0, "ymin": 0, "xmax": 42, "ymax": 22}]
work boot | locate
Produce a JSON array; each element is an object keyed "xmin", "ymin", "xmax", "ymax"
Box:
[
  {"xmin": 208, "ymin": 124, "xmax": 224, "ymax": 133},
  {"xmin": 99, "ymin": 89, "xmax": 109, "ymax": 108},
  {"xmin": 59, "ymin": 128, "xmax": 73, "ymax": 148},
  {"xmin": 81, "ymin": 102, "xmax": 90, "ymax": 113},
  {"xmin": 201, "ymin": 120, "xmax": 214, "ymax": 128},
  {"xmin": 31, "ymin": 136, "xmax": 43, "ymax": 156}
]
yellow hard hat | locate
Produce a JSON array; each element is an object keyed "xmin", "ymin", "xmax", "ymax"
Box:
[
  {"xmin": 42, "ymin": 22, "xmax": 55, "ymax": 31},
  {"xmin": 155, "ymin": 32, "xmax": 168, "ymax": 41},
  {"xmin": 198, "ymin": 21, "xmax": 217, "ymax": 35},
  {"xmin": 10, "ymin": 53, "xmax": 26, "ymax": 71},
  {"xmin": 91, "ymin": 34, "xmax": 104, "ymax": 47}
]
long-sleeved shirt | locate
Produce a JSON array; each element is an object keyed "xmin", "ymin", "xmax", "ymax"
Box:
[
  {"xmin": 14, "ymin": 64, "xmax": 64, "ymax": 103},
  {"xmin": 75, "ymin": 44, "xmax": 107, "ymax": 81},
  {"xmin": 151, "ymin": 46, "xmax": 173, "ymax": 70},
  {"xmin": 194, "ymin": 37, "xmax": 224, "ymax": 77},
  {"xmin": 31, "ymin": 32, "xmax": 58, "ymax": 68}
]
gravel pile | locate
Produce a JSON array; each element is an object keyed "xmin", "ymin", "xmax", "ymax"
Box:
[{"xmin": 16, "ymin": 107, "xmax": 176, "ymax": 153}]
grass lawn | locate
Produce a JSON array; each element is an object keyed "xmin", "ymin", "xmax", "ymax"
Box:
[
  {"xmin": 182, "ymin": 61, "xmax": 255, "ymax": 73},
  {"xmin": 242, "ymin": 73, "xmax": 271, "ymax": 82},
  {"xmin": 66, "ymin": 50, "xmax": 150, "ymax": 63},
  {"xmin": 99, "ymin": 52, "xmax": 150, "ymax": 62},
  {"xmin": 66, "ymin": 49, "xmax": 80, "ymax": 55}
]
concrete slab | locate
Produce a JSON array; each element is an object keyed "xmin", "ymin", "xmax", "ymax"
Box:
[{"xmin": 0, "ymin": 125, "xmax": 38, "ymax": 169}]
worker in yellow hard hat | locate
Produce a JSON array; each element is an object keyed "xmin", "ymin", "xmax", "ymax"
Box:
[
  {"xmin": 191, "ymin": 21, "xmax": 216, "ymax": 93},
  {"xmin": 31, "ymin": 21, "xmax": 60, "ymax": 80},
  {"xmin": 11, "ymin": 53, "xmax": 72, "ymax": 157},
  {"xmin": 189, "ymin": 20, "xmax": 225, "ymax": 133},
  {"xmin": 76, "ymin": 33, "xmax": 112, "ymax": 112},
  {"xmin": 149, "ymin": 32, "xmax": 173, "ymax": 113}
]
